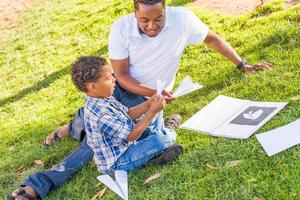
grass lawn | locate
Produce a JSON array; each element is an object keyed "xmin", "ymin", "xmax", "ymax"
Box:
[{"xmin": 0, "ymin": 0, "xmax": 299, "ymax": 199}]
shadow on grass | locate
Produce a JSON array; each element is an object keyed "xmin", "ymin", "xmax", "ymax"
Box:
[
  {"xmin": 243, "ymin": 26, "xmax": 299, "ymax": 60},
  {"xmin": 0, "ymin": 67, "xmax": 70, "ymax": 107},
  {"xmin": 0, "ymin": 45, "xmax": 108, "ymax": 108}
]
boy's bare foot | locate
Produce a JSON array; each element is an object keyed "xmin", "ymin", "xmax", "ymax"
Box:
[
  {"xmin": 43, "ymin": 124, "xmax": 69, "ymax": 147},
  {"xmin": 8, "ymin": 186, "xmax": 39, "ymax": 200}
]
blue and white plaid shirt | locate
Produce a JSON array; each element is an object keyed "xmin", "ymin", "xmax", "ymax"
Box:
[{"xmin": 84, "ymin": 95, "xmax": 134, "ymax": 174}]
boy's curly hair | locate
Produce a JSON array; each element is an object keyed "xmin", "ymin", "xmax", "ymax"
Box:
[{"xmin": 71, "ymin": 56, "xmax": 107, "ymax": 92}]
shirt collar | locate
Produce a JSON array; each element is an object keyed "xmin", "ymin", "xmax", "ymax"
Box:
[
  {"xmin": 130, "ymin": 6, "xmax": 172, "ymax": 38},
  {"xmin": 85, "ymin": 95, "xmax": 114, "ymax": 107}
]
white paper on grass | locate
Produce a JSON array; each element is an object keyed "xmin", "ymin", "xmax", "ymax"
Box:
[
  {"xmin": 256, "ymin": 119, "xmax": 300, "ymax": 156},
  {"xmin": 180, "ymin": 95, "xmax": 287, "ymax": 139},
  {"xmin": 172, "ymin": 76, "xmax": 203, "ymax": 98},
  {"xmin": 97, "ymin": 170, "xmax": 128, "ymax": 200}
]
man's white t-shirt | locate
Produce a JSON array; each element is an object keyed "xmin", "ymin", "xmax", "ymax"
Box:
[{"xmin": 108, "ymin": 6, "xmax": 209, "ymax": 90}]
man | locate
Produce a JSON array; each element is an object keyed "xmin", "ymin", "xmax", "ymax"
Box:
[{"xmin": 9, "ymin": 0, "xmax": 272, "ymax": 199}]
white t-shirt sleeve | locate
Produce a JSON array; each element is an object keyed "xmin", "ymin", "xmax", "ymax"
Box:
[
  {"xmin": 108, "ymin": 21, "xmax": 129, "ymax": 60},
  {"xmin": 185, "ymin": 10, "xmax": 209, "ymax": 45}
]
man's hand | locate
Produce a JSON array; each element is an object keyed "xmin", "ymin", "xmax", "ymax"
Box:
[
  {"xmin": 242, "ymin": 61, "xmax": 274, "ymax": 73},
  {"xmin": 162, "ymin": 89, "xmax": 176, "ymax": 103}
]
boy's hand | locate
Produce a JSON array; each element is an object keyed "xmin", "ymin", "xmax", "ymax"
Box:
[
  {"xmin": 147, "ymin": 95, "xmax": 156, "ymax": 108},
  {"xmin": 149, "ymin": 95, "xmax": 166, "ymax": 114}
]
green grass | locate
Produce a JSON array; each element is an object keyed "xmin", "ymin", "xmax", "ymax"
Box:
[{"xmin": 1, "ymin": 0, "xmax": 300, "ymax": 199}]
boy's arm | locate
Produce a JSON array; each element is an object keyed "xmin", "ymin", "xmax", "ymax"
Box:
[
  {"xmin": 127, "ymin": 98, "xmax": 151, "ymax": 120},
  {"xmin": 127, "ymin": 96, "xmax": 165, "ymax": 142},
  {"xmin": 127, "ymin": 110, "xmax": 156, "ymax": 142}
]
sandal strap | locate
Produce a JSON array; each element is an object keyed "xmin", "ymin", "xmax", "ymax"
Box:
[
  {"xmin": 52, "ymin": 131, "xmax": 61, "ymax": 141},
  {"xmin": 15, "ymin": 189, "xmax": 38, "ymax": 200},
  {"xmin": 43, "ymin": 130, "xmax": 61, "ymax": 147}
]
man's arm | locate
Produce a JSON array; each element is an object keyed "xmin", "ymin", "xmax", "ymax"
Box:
[
  {"xmin": 204, "ymin": 30, "xmax": 273, "ymax": 73},
  {"xmin": 111, "ymin": 58, "xmax": 176, "ymax": 103},
  {"xmin": 111, "ymin": 58, "xmax": 156, "ymax": 97}
]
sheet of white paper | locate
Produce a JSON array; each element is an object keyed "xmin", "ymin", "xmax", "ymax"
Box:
[
  {"xmin": 180, "ymin": 95, "xmax": 288, "ymax": 139},
  {"xmin": 180, "ymin": 95, "xmax": 249, "ymax": 134},
  {"xmin": 115, "ymin": 170, "xmax": 128, "ymax": 200},
  {"xmin": 173, "ymin": 76, "xmax": 203, "ymax": 97},
  {"xmin": 97, "ymin": 175, "xmax": 126, "ymax": 200},
  {"xmin": 256, "ymin": 119, "xmax": 300, "ymax": 156},
  {"xmin": 215, "ymin": 101, "xmax": 287, "ymax": 139}
]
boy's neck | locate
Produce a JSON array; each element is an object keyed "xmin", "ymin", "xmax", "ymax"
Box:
[{"xmin": 85, "ymin": 92, "xmax": 109, "ymax": 99}]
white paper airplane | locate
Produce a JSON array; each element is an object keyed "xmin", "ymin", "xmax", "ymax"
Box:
[
  {"xmin": 97, "ymin": 170, "xmax": 128, "ymax": 200},
  {"xmin": 156, "ymin": 79, "xmax": 166, "ymax": 97},
  {"xmin": 156, "ymin": 79, "xmax": 166, "ymax": 130},
  {"xmin": 243, "ymin": 109, "xmax": 263, "ymax": 120},
  {"xmin": 172, "ymin": 76, "xmax": 203, "ymax": 98}
]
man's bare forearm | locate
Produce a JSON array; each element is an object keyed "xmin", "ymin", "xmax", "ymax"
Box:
[
  {"xmin": 204, "ymin": 30, "xmax": 242, "ymax": 65},
  {"xmin": 117, "ymin": 74, "xmax": 156, "ymax": 97}
]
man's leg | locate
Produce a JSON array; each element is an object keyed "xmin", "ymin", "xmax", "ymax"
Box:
[
  {"xmin": 14, "ymin": 136, "xmax": 93, "ymax": 199},
  {"xmin": 43, "ymin": 107, "xmax": 86, "ymax": 146},
  {"xmin": 113, "ymin": 82, "xmax": 147, "ymax": 108},
  {"xmin": 12, "ymin": 111, "xmax": 92, "ymax": 200},
  {"xmin": 68, "ymin": 107, "xmax": 86, "ymax": 141}
]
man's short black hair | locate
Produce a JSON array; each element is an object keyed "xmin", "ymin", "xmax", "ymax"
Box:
[
  {"xmin": 134, "ymin": 0, "xmax": 165, "ymax": 10},
  {"xmin": 71, "ymin": 56, "xmax": 107, "ymax": 93}
]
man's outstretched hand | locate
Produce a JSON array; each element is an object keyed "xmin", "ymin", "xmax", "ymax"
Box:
[
  {"xmin": 242, "ymin": 61, "xmax": 274, "ymax": 73},
  {"xmin": 162, "ymin": 89, "xmax": 176, "ymax": 103}
]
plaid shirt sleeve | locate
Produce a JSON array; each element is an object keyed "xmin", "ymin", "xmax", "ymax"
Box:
[{"xmin": 98, "ymin": 113, "xmax": 134, "ymax": 145}]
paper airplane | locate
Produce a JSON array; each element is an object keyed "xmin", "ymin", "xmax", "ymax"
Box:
[
  {"xmin": 156, "ymin": 79, "xmax": 166, "ymax": 97},
  {"xmin": 172, "ymin": 76, "xmax": 203, "ymax": 98},
  {"xmin": 97, "ymin": 170, "xmax": 128, "ymax": 200},
  {"xmin": 156, "ymin": 79, "xmax": 166, "ymax": 131}
]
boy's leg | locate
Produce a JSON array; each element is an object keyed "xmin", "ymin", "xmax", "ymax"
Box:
[
  {"xmin": 17, "ymin": 136, "xmax": 93, "ymax": 199},
  {"xmin": 111, "ymin": 117, "xmax": 177, "ymax": 172}
]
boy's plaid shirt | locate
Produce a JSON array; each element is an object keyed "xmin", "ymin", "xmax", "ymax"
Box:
[{"xmin": 84, "ymin": 95, "xmax": 134, "ymax": 174}]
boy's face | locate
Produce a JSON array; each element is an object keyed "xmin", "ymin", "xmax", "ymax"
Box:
[
  {"xmin": 135, "ymin": 2, "xmax": 165, "ymax": 38},
  {"xmin": 88, "ymin": 64, "xmax": 116, "ymax": 98}
]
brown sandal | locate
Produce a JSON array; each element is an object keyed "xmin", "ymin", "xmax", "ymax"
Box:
[
  {"xmin": 7, "ymin": 188, "xmax": 40, "ymax": 200},
  {"xmin": 43, "ymin": 130, "xmax": 62, "ymax": 147}
]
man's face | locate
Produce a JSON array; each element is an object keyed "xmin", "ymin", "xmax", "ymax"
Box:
[{"xmin": 135, "ymin": 2, "xmax": 165, "ymax": 38}]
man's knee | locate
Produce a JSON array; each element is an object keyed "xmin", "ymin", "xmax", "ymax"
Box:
[{"xmin": 69, "ymin": 107, "xmax": 85, "ymax": 141}]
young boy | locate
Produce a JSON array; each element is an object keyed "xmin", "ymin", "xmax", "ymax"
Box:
[
  {"xmin": 71, "ymin": 56, "xmax": 183, "ymax": 174},
  {"xmin": 7, "ymin": 56, "xmax": 183, "ymax": 200}
]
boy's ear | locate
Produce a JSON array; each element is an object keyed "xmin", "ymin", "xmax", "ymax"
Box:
[{"xmin": 86, "ymin": 82, "xmax": 95, "ymax": 93}]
